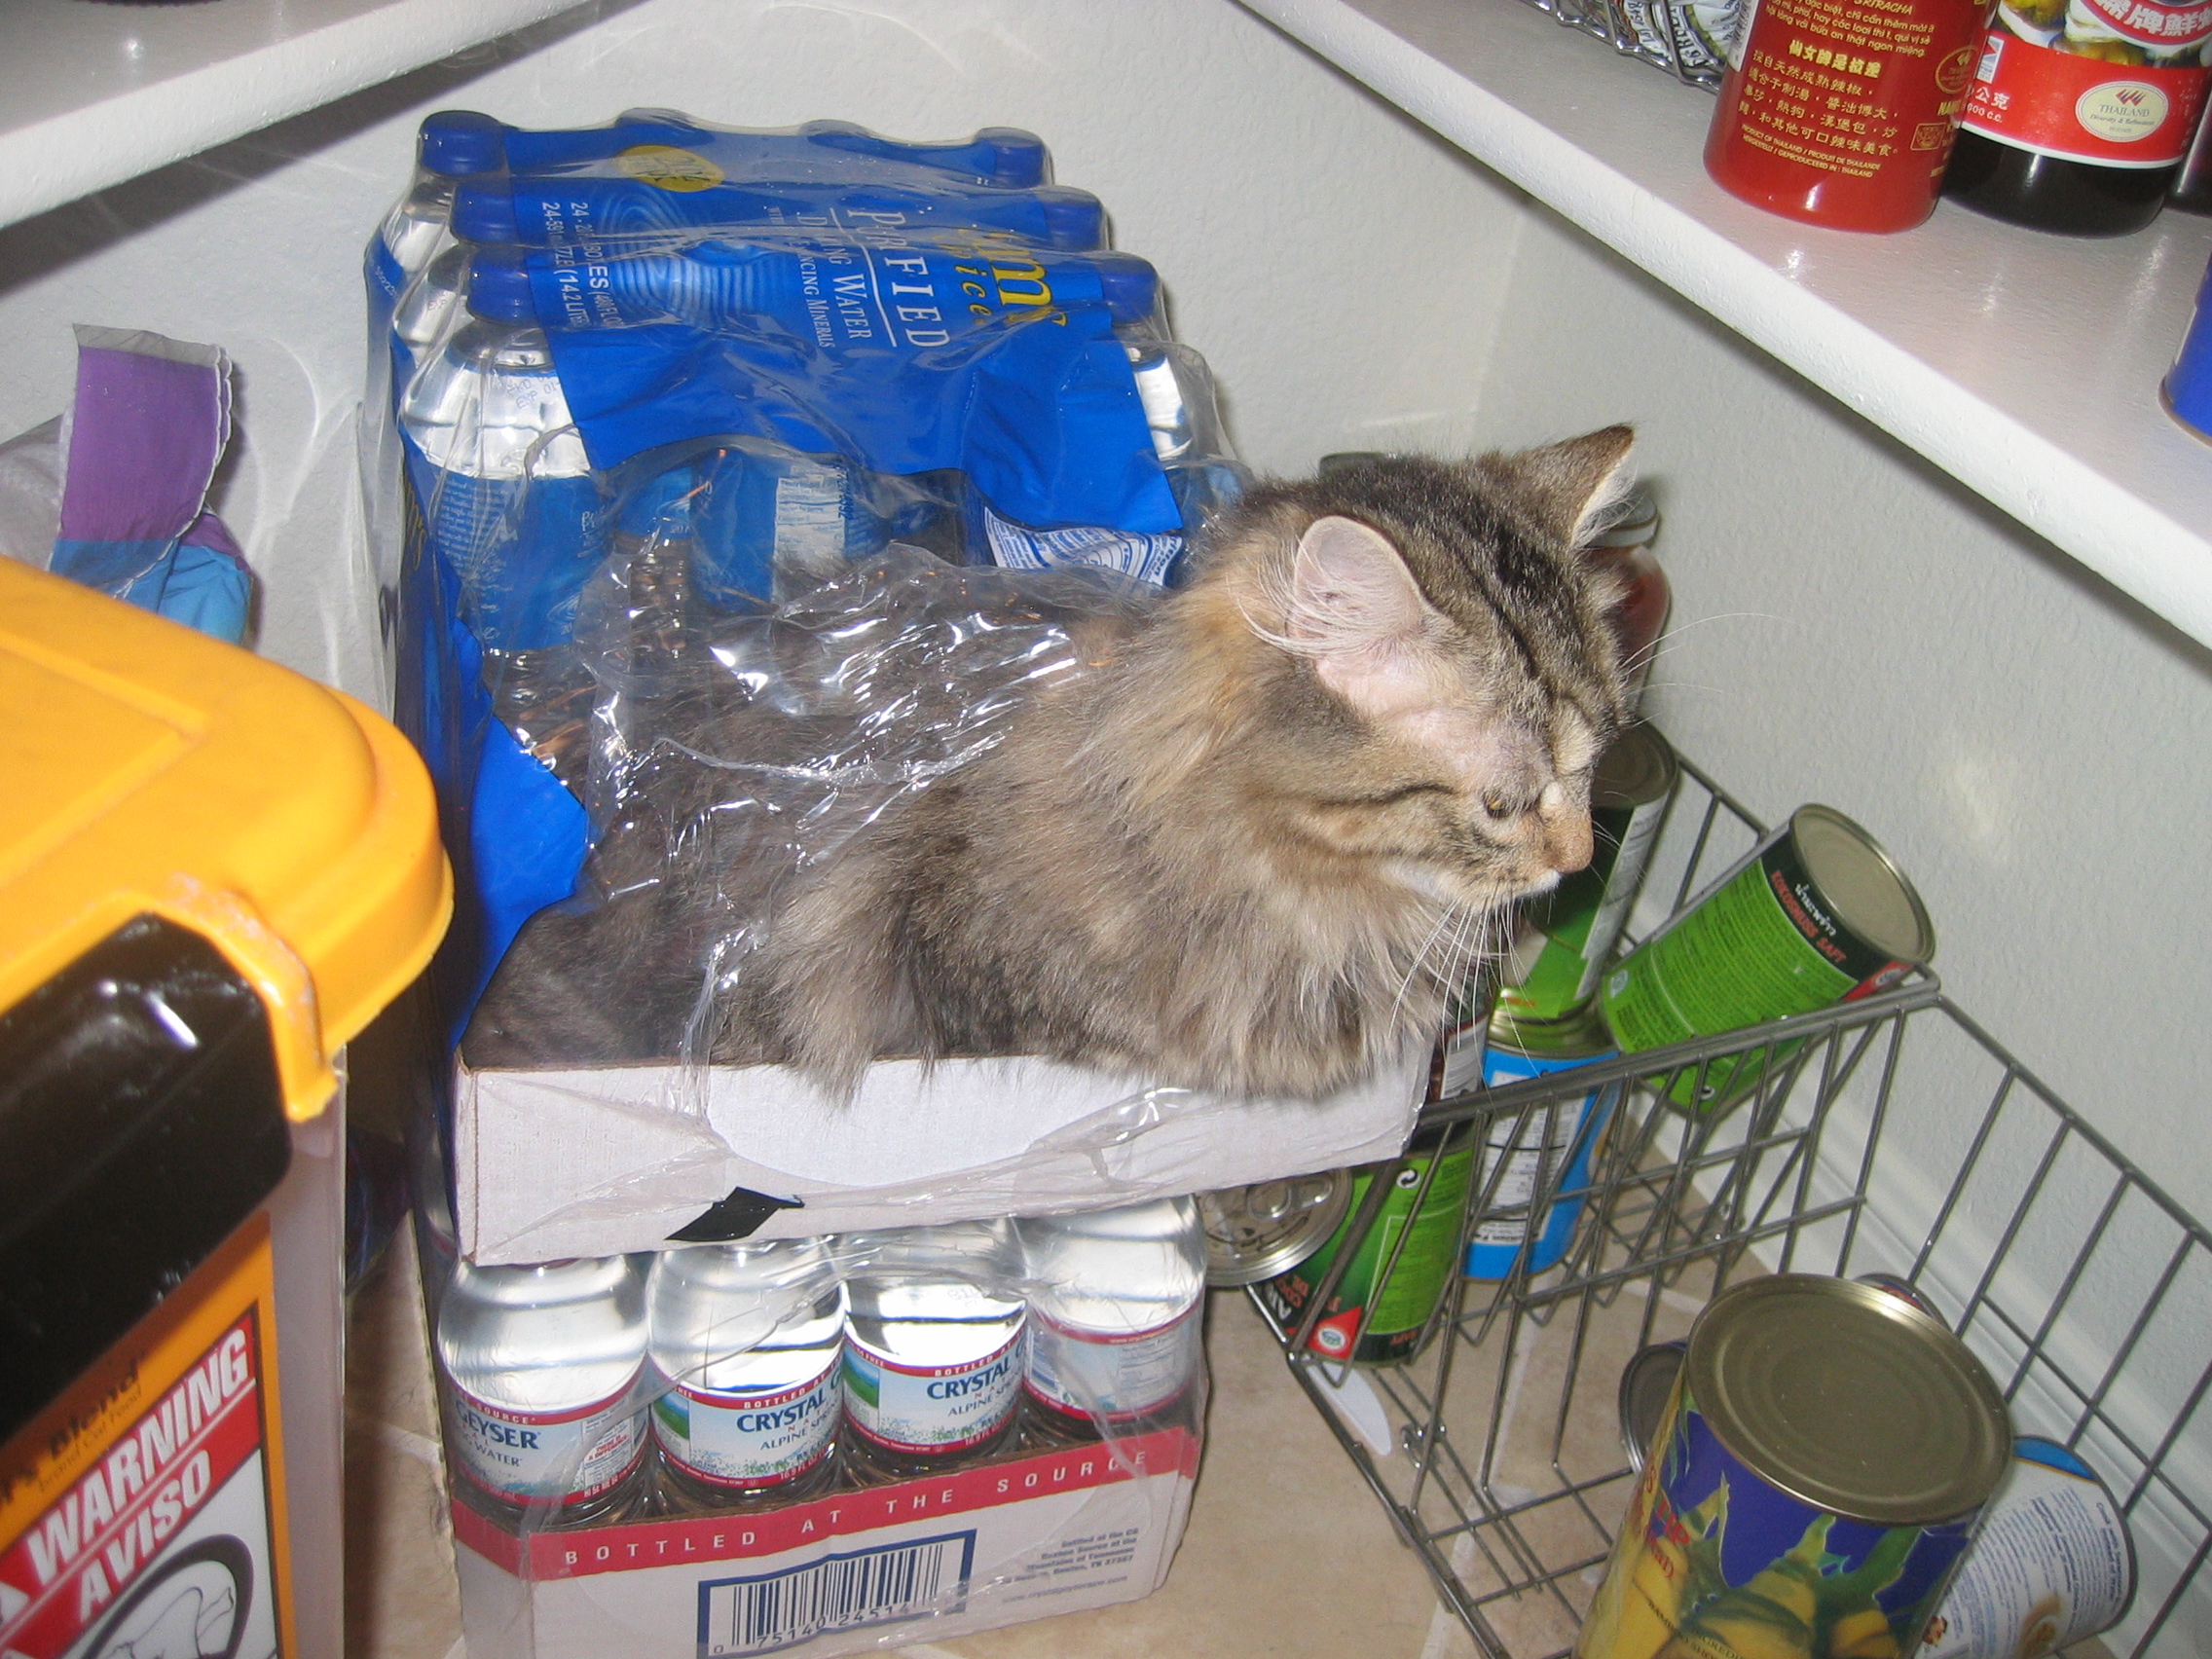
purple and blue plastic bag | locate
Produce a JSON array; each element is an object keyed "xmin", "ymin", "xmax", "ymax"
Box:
[{"xmin": 49, "ymin": 325, "xmax": 251, "ymax": 643}]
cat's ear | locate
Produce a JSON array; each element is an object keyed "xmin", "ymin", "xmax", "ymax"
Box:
[
  {"xmin": 1280, "ymin": 515, "xmax": 1438, "ymax": 710},
  {"xmin": 1505, "ymin": 425, "xmax": 1637, "ymax": 547}
]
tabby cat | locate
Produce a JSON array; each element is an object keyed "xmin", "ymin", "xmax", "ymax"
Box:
[{"xmin": 464, "ymin": 425, "xmax": 1639, "ymax": 1101}]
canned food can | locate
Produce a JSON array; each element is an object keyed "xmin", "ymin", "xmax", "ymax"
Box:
[
  {"xmin": 1579, "ymin": 1274, "xmax": 2012, "ymax": 1659},
  {"xmin": 1600, "ymin": 804, "xmax": 1935, "ymax": 1114},
  {"xmin": 1196, "ymin": 1172, "xmax": 1352, "ymax": 1288},
  {"xmin": 2164, "ymin": 251, "xmax": 2212, "ymax": 445},
  {"xmin": 1618, "ymin": 1338, "xmax": 1686, "ymax": 1474},
  {"xmin": 1923, "ymin": 1436, "xmax": 2136, "ymax": 1659},
  {"xmin": 1496, "ymin": 724, "xmax": 1678, "ymax": 1025},
  {"xmin": 1856, "ymin": 1271, "xmax": 1942, "ymax": 1319},
  {"xmin": 1256, "ymin": 1122, "xmax": 1474, "ymax": 1366},
  {"xmin": 1466, "ymin": 1003, "xmax": 1620, "ymax": 1280},
  {"xmin": 1433, "ymin": 964, "xmax": 1496, "ymax": 1101}
]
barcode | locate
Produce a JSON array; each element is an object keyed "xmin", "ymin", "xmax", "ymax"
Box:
[{"xmin": 696, "ymin": 1531, "xmax": 975, "ymax": 1657}]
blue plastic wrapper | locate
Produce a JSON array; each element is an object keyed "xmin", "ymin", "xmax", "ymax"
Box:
[
  {"xmin": 476, "ymin": 176, "xmax": 1107, "ymax": 251},
  {"xmin": 368, "ymin": 111, "xmax": 1246, "ymax": 1040},
  {"xmin": 511, "ymin": 236, "xmax": 1178, "ymax": 538},
  {"xmin": 499, "ymin": 110, "xmax": 1052, "ymax": 191}
]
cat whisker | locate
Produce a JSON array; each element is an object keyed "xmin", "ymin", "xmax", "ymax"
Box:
[
  {"xmin": 1620, "ymin": 611, "xmax": 1787, "ymax": 675},
  {"xmin": 1390, "ymin": 900, "xmax": 1467, "ymax": 1029}
]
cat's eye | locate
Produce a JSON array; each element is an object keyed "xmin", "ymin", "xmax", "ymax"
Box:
[{"xmin": 1480, "ymin": 792, "xmax": 1518, "ymax": 821}]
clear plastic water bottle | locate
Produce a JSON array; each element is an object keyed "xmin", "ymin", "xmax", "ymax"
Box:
[
  {"xmin": 1016, "ymin": 1198, "xmax": 1206, "ymax": 1443},
  {"xmin": 436, "ymin": 1255, "xmax": 649, "ymax": 1526},
  {"xmin": 646, "ymin": 1240, "xmax": 848, "ymax": 1509},
  {"xmin": 368, "ymin": 111, "xmax": 506, "ymax": 332},
  {"xmin": 469, "ymin": 173, "xmax": 1106, "ymax": 250},
  {"xmin": 839, "ymin": 1219, "xmax": 1026, "ymax": 1481},
  {"xmin": 388, "ymin": 180, "xmax": 525, "ymax": 391},
  {"xmin": 398, "ymin": 247, "xmax": 608, "ymax": 655},
  {"xmin": 579, "ymin": 239, "xmax": 1159, "ymax": 332}
]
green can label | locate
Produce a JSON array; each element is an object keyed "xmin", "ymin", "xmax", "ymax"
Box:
[
  {"xmin": 1258, "ymin": 1131, "xmax": 1474, "ymax": 1365},
  {"xmin": 1505, "ymin": 790, "xmax": 1672, "ymax": 1021},
  {"xmin": 1601, "ymin": 829, "xmax": 1909, "ymax": 1111}
]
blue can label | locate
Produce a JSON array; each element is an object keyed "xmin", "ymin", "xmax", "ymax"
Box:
[
  {"xmin": 1922, "ymin": 1437, "xmax": 2133, "ymax": 1659},
  {"xmin": 1579, "ymin": 1382, "xmax": 1975, "ymax": 1658},
  {"xmin": 1465, "ymin": 1045, "xmax": 1617, "ymax": 1280}
]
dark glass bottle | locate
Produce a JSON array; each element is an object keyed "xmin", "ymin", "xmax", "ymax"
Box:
[
  {"xmin": 1944, "ymin": 0, "xmax": 2212, "ymax": 238},
  {"xmin": 2171, "ymin": 95, "xmax": 2212, "ymax": 211},
  {"xmin": 1944, "ymin": 128, "xmax": 2177, "ymax": 236}
]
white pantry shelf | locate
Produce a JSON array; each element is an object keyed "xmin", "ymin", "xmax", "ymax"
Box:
[
  {"xmin": 1242, "ymin": 0, "xmax": 2212, "ymax": 650},
  {"xmin": 0, "ymin": 0, "xmax": 583, "ymax": 235}
]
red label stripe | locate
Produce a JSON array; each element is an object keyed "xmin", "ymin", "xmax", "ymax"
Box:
[{"xmin": 452, "ymin": 1426, "xmax": 1200, "ymax": 1581}]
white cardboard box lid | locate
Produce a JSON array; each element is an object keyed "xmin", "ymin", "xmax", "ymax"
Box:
[{"xmin": 455, "ymin": 1046, "xmax": 1424, "ymax": 1264}]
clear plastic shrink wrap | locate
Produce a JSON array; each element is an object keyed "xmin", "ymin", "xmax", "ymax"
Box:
[
  {"xmin": 369, "ymin": 108, "xmax": 1245, "ymax": 1052},
  {"xmin": 430, "ymin": 1198, "xmax": 1209, "ymax": 1659}
]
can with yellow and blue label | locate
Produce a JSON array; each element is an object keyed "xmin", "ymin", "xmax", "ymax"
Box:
[{"xmin": 1579, "ymin": 1274, "xmax": 2011, "ymax": 1659}]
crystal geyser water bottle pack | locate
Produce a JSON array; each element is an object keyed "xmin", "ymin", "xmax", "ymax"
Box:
[
  {"xmin": 838, "ymin": 1218, "xmax": 1029, "ymax": 1480},
  {"xmin": 431, "ymin": 1200, "xmax": 1211, "ymax": 1529},
  {"xmin": 1017, "ymin": 1198, "xmax": 1206, "ymax": 1441}
]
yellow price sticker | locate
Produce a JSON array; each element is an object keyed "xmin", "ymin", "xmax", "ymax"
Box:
[{"xmin": 612, "ymin": 144, "xmax": 725, "ymax": 192}]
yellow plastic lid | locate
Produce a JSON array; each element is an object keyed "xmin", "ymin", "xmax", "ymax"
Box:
[{"xmin": 0, "ymin": 561, "xmax": 452, "ymax": 1120}]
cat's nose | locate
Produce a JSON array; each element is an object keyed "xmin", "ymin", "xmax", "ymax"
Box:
[{"xmin": 1543, "ymin": 813, "xmax": 1594, "ymax": 873}]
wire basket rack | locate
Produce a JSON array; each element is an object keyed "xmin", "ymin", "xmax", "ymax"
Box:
[
  {"xmin": 1252, "ymin": 753, "xmax": 2212, "ymax": 1659},
  {"xmin": 1512, "ymin": 0, "xmax": 1741, "ymax": 90}
]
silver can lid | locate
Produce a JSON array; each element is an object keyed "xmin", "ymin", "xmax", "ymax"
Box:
[
  {"xmin": 1197, "ymin": 1172, "xmax": 1352, "ymax": 1287},
  {"xmin": 1619, "ymin": 1340, "xmax": 1686, "ymax": 1474},
  {"xmin": 1854, "ymin": 1271, "xmax": 1941, "ymax": 1320},
  {"xmin": 1594, "ymin": 721, "xmax": 1678, "ymax": 812},
  {"xmin": 1789, "ymin": 805, "xmax": 1936, "ymax": 966},
  {"xmin": 1588, "ymin": 487, "xmax": 1658, "ymax": 549},
  {"xmin": 1687, "ymin": 1274, "xmax": 2010, "ymax": 1525},
  {"xmin": 1488, "ymin": 996, "xmax": 1613, "ymax": 1060}
]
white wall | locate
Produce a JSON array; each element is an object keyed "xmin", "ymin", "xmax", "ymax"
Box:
[
  {"xmin": 1467, "ymin": 203, "xmax": 2212, "ymax": 1222},
  {"xmin": 0, "ymin": 0, "xmax": 1524, "ymax": 701}
]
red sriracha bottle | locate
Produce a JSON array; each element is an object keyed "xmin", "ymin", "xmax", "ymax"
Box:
[{"xmin": 1705, "ymin": 0, "xmax": 1996, "ymax": 231}]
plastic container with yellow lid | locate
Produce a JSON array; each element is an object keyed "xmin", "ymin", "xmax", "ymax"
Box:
[{"xmin": 0, "ymin": 561, "xmax": 450, "ymax": 1659}]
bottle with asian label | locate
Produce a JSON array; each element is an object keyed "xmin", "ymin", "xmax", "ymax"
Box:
[
  {"xmin": 837, "ymin": 1219, "xmax": 1027, "ymax": 1481},
  {"xmin": 1945, "ymin": 0, "xmax": 2212, "ymax": 234},
  {"xmin": 1015, "ymin": 1198, "xmax": 1207, "ymax": 1444},
  {"xmin": 645, "ymin": 1238, "xmax": 847, "ymax": 1509},
  {"xmin": 435, "ymin": 1255, "xmax": 650, "ymax": 1527},
  {"xmin": 1705, "ymin": 0, "xmax": 1992, "ymax": 230}
]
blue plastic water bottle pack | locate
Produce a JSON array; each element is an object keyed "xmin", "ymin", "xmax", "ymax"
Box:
[{"xmin": 365, "ymin": 108, "xmax": 1247, "ymax": 1033}]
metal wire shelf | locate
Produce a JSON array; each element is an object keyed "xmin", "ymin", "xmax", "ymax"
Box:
[{"xmin": 1252, "ymin": 754, "xmax": 2212, "ymax": 1659}]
